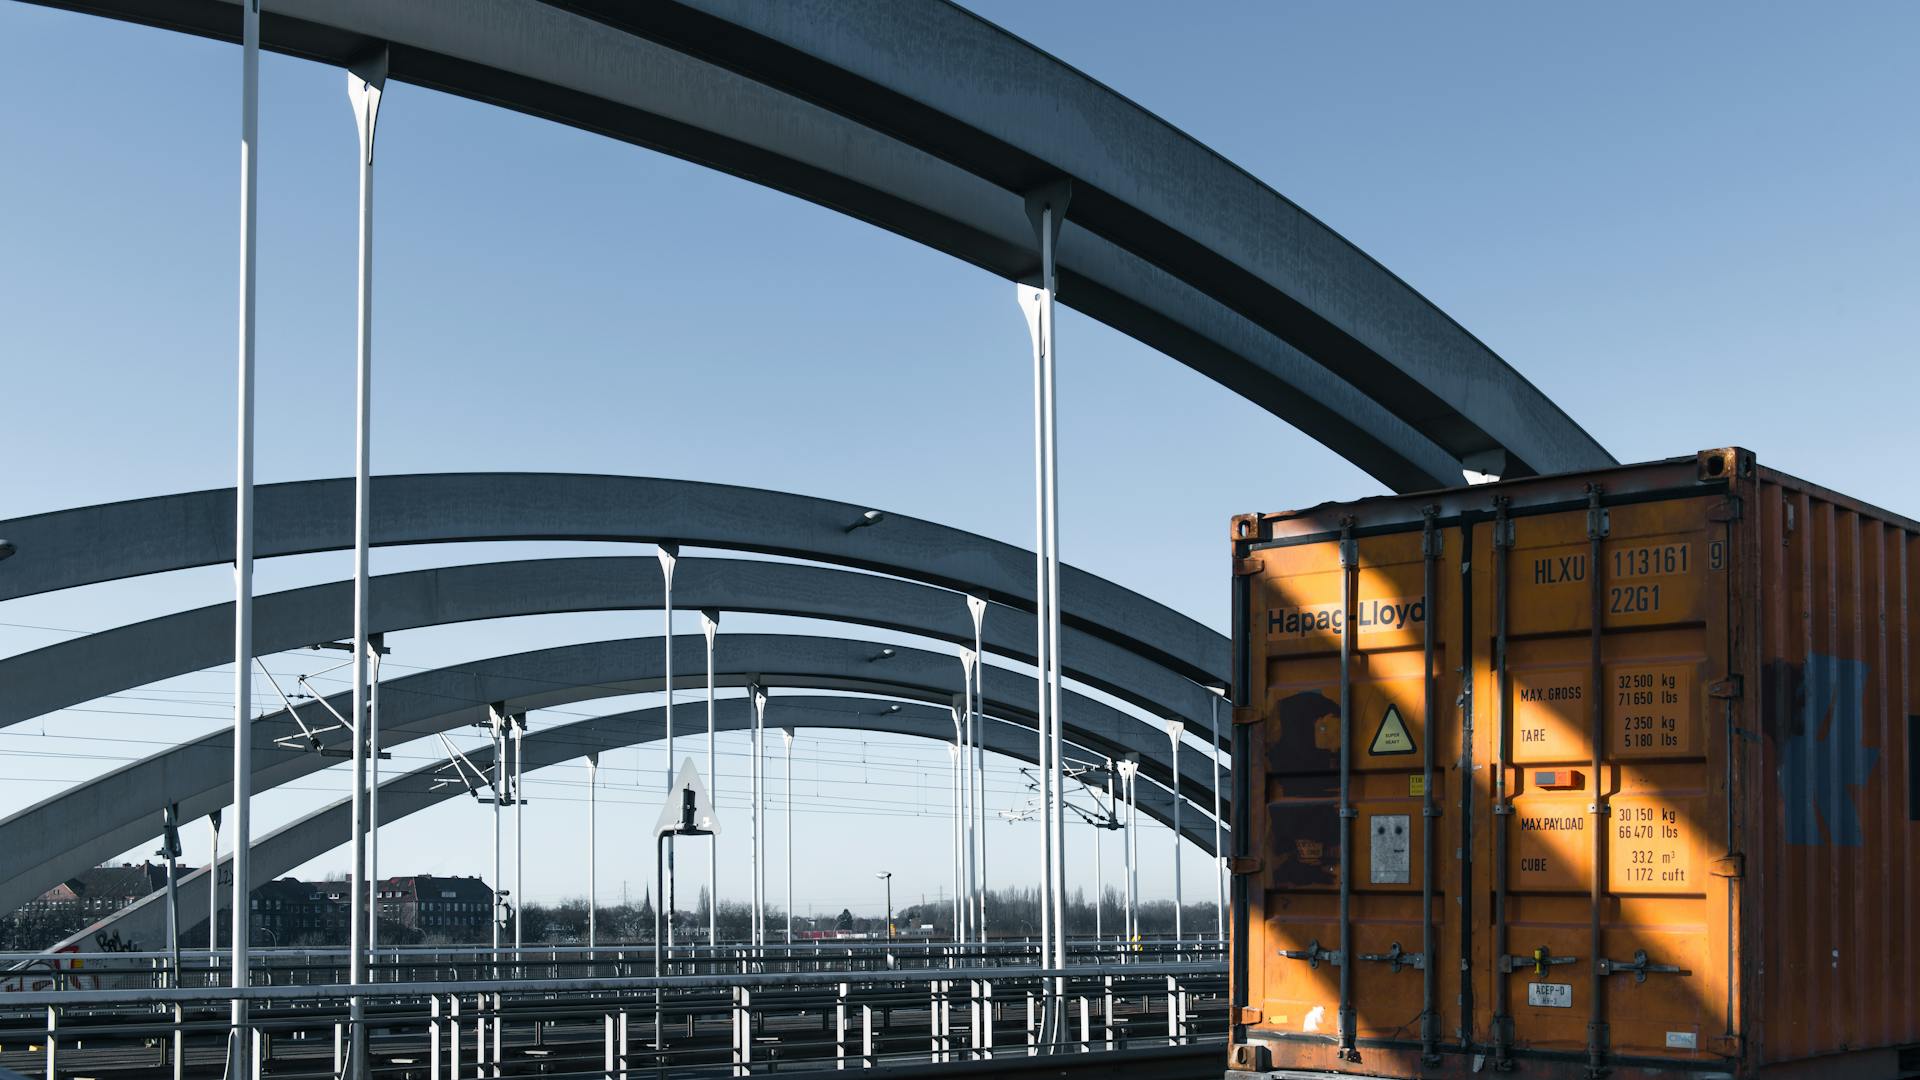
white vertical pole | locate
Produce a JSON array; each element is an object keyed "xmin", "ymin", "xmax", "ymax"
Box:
[
  {"xmin": 1040, "ymin": 203, "xmax": 1067, "ymax": 976},
  {"xmin": 782, "ymin": 728, "xmax": 794, "ymax": 946},
  {"xmin": 208, "ymin": 812, "xmax": 221, "ymax": 970},
  {"xmin": 367, "ymin": 643, "xmax": 382, "ymax": 973},
  {"xmin": 947, "ymin": 742, "xmax": 962, "ymax": 943},
  {"xmin": 229, "ymin": 2, "xmax": 261, "ymax": 1070},
  {"xmin": 1093, "ymin": 775, "xmax": 1105, "ymax": 944},
  {"xmin": 587, "ymin": 754, "xmax": 598, "ymax": 951},
  {"xmin": 513, "ymin": 717, "xmax": 525, "ymax": 957},
  {"xmin": 1166, "ymin": 721, "xmax": 1183, "ymax": 943},
  {"xmin": 490, "ymin": 706, "xmax": 506, "ymax": 979},
  {"xmin": 701, "ymin": 612, "xmax": 719, "ymax": 948},
  {"xmin": 967, "ymin": 597, "xmax": 988, "ymax": 942},
  {"xmin": 958, "ymin": 655, "xmax": 977, "ymax": 945},
  {"xmin": 657, "ymin": 546, "xmax": 678, "ymax": 957},
  {"xmin": 750, "ymin": 686, "xmax": 767, "ymax": 948},
  {"xmin": 1016, "ymin": 282, "xmax": 1052, "ymax": 986},
  {"xmin": 345, "ymin": 55, "xmax": 384, "ymax": 1077},
  {"xmin": 1116, "ymin": 759, "xmax": 1138, "ymax": 945},
  {"xmin": 1209, "ymin": 691, "xmax": 1225, "ymax": 942},
  {"xmin": 1127, "ymin": 768, "xmax": 1140, "ymax": 943}
]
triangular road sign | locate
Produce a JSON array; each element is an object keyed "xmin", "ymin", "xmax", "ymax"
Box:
[
  {"xmin": 1368, "ymin": 704, "xmax": 1417, "ymax": 756},
  {"xmin": 655, "ymin": 757, "xmax": 721, "ymax": 836}
]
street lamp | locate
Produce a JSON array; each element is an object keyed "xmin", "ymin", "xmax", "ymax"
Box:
[{"xmin": 875, "ymin": 872, "xmax": 894, "ymax": 940}]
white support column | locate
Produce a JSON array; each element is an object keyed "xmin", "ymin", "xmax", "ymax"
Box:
[
  {"xmin": 1116, "ymin": 759, "xmax": 1139, "ymax": 945},
  {"xmin": 367, "ymin": 640, "xmax": 383, "ymax": 973},
  {"xmin": 657, "ymin": 546, "xmax": 678, "ymax": 954},
  {"xmin": 749, "ymin": 685, "xmax": 768, "ymax": 948},
  {"xmin": 512, "ymin": 715, "xmax": 525, "ymax": 958},
  {"xmin": 701, "ymin": 611, "xmax": 719, "ymax": 948},
  {"xmin": 229, "ymin": 2, "xmax": 261, "ymax": 1070},
  {"xmin": 957, "ymin": 654, "xmax": 977, "ymax": 946},
  {"xmin": 782, "ymin": 728, "xmax": 794, "ymax": 946},
  {"xmin": 966, "ymin": 594, "xmax": 988, "ymax": 942},
  {"xmin": 207, "ymin": 812, "xmax": 222, "ymax": 970},
  {"xmin": 1127, "ymin": 765, "xmax": 1140, "ymax": 943},
  {"xmin": 1209, "ymin": 689, "xmax": 1226, "ymax": 941},
  {"xmin": 586, "ymin": 754, "xmax": 598, "ymax": 950},
  {"xmin": 947, "ymin": 741, "xmax": 962, "ymax": 944},
  {"xmin": 1016, "ymin": 283, "xmax": 1052, "ymax": 986},
  {"xmin": 344, "ymin": 53, "xmax": 385, "ymax": 1079},
  {"xmin": 1166, "ymin": 721, "xmax": 1184, "ymax": 943},
  {"xmin": 488, "ymin": 704, "xmax": 508, "ymax": 979}
]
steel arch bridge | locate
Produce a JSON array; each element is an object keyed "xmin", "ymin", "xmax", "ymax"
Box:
[
  {"xmin": 22, "ymin": 0, "xmax": 1608, "ymax": 488},
  {"xmin": 0, "ymin": 476, "xmax": 1229, "ymax": 926}
]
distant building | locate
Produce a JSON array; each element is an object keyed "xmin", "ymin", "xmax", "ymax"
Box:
[
  {"xmin": 251, "ymin": 878, "xmax": 346, "ymax": 946},
  {"xmin": 375, "ymin": 876, "xmax": 495, "ymax": 942},
  {"xmin": 1, "ymin": 862, "xmax": 169, "ymax": 950}
]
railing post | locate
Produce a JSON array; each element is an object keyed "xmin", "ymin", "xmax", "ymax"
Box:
[
  {"xmin": 860, "ymin": 1003, "xmax": 874, "ymax": 1068},
  {"xmin": 490, "ymin": 991, "xmax": 502, "ymax": 1078},
  {"xmin": 1103, "ymin": 975, "xmax": 1115, "ymax": 1050},
  {"xmin": 834, "ymin": 982, "xmax": 848, "ymax": 1070},
  {"xmin": 1165, "ymin": 975, "xmax": 1178, "ymax": 1045},
  {"xmin": 1025, "ymin": 989, "xmax": 1037, "ymax": 1056},
  {"xmin": 732, "ymin": 986, "xmax": 751, "ymax": 1077},
  {"xmin": 429, "ymin": 996, "xmax": 442, "ymax": 1080},
  {"xmin": 1079, "ymin": 991, "xmax": 1090, "ymax": 1052},
  {"xmin": 450, "ymin": 991, "xmax": 462, "ymax": 1080},
  {"xmin": 604, "ymin": 1010, "xmax": 615, "ymax": 1080},
  {"xmin": 618, "ymin": 1007, "xmax": 630, "ymax": 1080},
  {"xmin": 979, "ymin": 979, "xmax": 994, "ymax": 1056},
  {"xmin": 44, "ymin": 1006, "xmax": 56, "ymax": 1080}
]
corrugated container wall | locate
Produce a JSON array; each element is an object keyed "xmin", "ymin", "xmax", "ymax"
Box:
[{"xmin": 1226, "ymin": 449, "xmax": 1919, "ymax": 1079}]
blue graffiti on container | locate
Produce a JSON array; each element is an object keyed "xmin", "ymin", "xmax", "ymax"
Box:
[{"xmin": 1778, "ymin": 654, "xmax": 1878, "ymax": 846}]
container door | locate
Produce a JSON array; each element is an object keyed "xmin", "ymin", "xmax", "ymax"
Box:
[
  {"xmin": 1485, "ymin": 495, "xmax": 1735, "ymax": 1065},
  {"xmin": 1246, "ymin": 527, "xmax": 1462, "ymax": 1064}
]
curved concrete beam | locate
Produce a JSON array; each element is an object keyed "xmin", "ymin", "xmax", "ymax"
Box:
[
  {"xmin": 0, "ymin": 474, "xmax": 1225, "ymax": 688},
  {"xmin": 19, "ymin": 0, "xmax": 1609, "ymax": 486},
  {"xmin": 0, "ymin": 556, "xmax": 1220, "ymax": 740},
  {"xmin": 59, "ymin": 695, "xmax": 1213, "ymax": 956},
  {"xmin": 0, "ymin": 634, "xmax": 1226, "ymax": 916}
]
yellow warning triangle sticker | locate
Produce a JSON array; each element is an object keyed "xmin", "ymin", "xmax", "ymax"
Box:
[{"xmin": 1369, "ymin": 704, "xmax": 1417, "ymax": 756}]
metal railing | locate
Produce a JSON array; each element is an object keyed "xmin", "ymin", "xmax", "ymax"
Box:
[
  {"xmin": 0, "ymin": 961, "xmax": 1225, "ymax": 1078},
  {"xmin": 0, "ymin": 938, "xmax": 1227, "ymax": 994}
]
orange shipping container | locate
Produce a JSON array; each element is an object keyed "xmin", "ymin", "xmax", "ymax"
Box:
[{"xmin": 1226, "ymin": 448, "xmax": 1919, "ymax": 1079}]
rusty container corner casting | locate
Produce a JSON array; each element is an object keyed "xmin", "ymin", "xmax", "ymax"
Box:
[{"xmin": 1225, "ymin": 448, "xmax": 1920, "ymax": 1080}]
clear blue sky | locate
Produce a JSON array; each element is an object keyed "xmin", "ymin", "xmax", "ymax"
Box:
[{"xmin": 0, "ymin": 2, "xmax": 1913, "ymax": 918}]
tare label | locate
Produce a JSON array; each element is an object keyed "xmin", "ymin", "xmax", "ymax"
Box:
[
  {"xmin": 1509, "ymin": 662, "xmax": 1698, "ymax": 763},
  {"xmin": 1527, "ymin": 982, "xmax": 1573, "ymax": 1009},
  {"xmin": 1608, "ymin": 663, "xmax": 1696, "ymax": 757}
]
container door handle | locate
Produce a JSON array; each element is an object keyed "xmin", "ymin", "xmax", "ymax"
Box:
[
  {"xmin": 1498, "ymin": 946, "xmax": 1577, "ymax": 976},
  {"xmin": 1356, "ymin": 942, "xmax": 1424, "ymax": 973},
  {"xmin": 1278, "ymin": 940, "xmax": 1341, "ymax": 969},
  {"xmin": 1597, "ymin": 950, "xmax": 1684, "ymax": 983}
]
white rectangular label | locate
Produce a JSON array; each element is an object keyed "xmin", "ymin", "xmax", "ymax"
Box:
[
  {"xmin": 1527, "ymin": 982, "xmax": 1573, "ymax": 1009},
  {"xmin": 1666, "ymin": 1031, "xmax": 1697, "ymax": 1050},
  {"xmin": 1369, "ymin": 813, "xmax": 1411, "ymax": 884}
]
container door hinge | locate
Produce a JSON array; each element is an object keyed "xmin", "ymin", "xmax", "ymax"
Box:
[
  {"xmin": 1231, "ymin": 706, "xmax": 1261, "ymax": 727},
  {"xmin": 1229, "ymin": 856, "xmax": 1263, "ymax": 876},
  {"xmin": 1499, "ymin": 946, "xmax": 1577, "ymax": 976},
  {"xmin": 1233, "ymin": 1007, "xmax": 1264, "ymax": 1027},
  {"xmin": 1233, "ymin": 557, "xmax": 1263, "ymax": 577},
  {"xmin": 1710, "ymin": 853, "xmax": 1745, "ymax": 879},
  {"xmin": 1597, "ymin": 950, "xmax": 1684, "ymax": 983},
  {"xmin": 1708, "ymin": 676, "xmax": 1743, "ymax": 700},
  {"xmin": 1708, "ymin": 496, "xmax": 1744, "ymax": 523},
  {"xmin": 1357, "ymin": 942, "xmax": 1425, "ymax": 973},
  {"xmin": 1279, "ymin": 939, "xmax": 1341, "ymax": 968}
]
